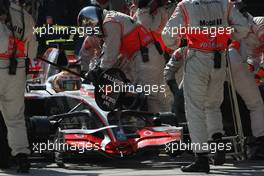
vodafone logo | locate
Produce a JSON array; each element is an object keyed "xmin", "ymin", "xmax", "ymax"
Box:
[{"xmin": 143, "ymin": 130, "xmax": 153, "ymax": 136}]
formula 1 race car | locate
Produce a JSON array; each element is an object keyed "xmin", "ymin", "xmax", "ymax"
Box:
[
  {"xmin": 0, "ymin": 40, "xmax": 182, "ymax": 167},
  {"xmin": 25, "ymin": 76, "xmax": 182, "ymax": 166},
  {"xmin": 25, "ymin": 92, "xmax": 182, "ymax": 162}
]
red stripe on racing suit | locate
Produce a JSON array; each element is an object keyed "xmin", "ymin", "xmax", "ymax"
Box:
[
  {"xmin": 151, "ymin": 31, "xmax": 173, "ymax": 54},
  {"xmin": 179, "ymin": 3, "xmax": 231, "ymax": 51},
  {"xmin": 0, "ymin": 36, "xmax": 26, "ymax": 59},
  {"xmin": 229, "ymin": 40, "xmax": 241, "ymax": 50},
  {"xmin": 186, "ymin": 29, "xmax": 231, "ymax": 51},
  {"xmin": 119, "ymin": 25, "xmax": 154, "ymax": 59}
]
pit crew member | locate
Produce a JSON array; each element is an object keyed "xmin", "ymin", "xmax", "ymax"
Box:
[
  {"xmin": 78, "ymin": 5, "xmax": 170, "ymax": 113},
  {"xmin": 162, "ymin": 0, "xmax": 249, "ymax": 172},
  {"xmin": 0, "ymin": 0, "xmax": 38, "ymax": 173},
  {"xmin": 229, "ymin": 15, "xmax": 264, "ymax": 160}
]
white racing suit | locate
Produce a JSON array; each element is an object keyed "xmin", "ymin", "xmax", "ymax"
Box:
[
  {"xmin": 162, "ymin": 0, "xmax": 249, "ymax": 153},
  {"xmin": 83, "ymin": 11, "xmax": 169, "ymax": 112},
  {"xmin": 133, "ymin": 5, "xmax": 174, "ymax": 56},
  {"xmin": 133, "ymin": 6, "xmax": 169, "ymax": 33},
  {"xmin": 229, "ymin": 16, "xmax": 264, "ymax": 138},
  {"xmin": 0, "ymin": 3, "xmax": 38, "ymax": 156},
  {"xmin": 133, "ymin": 6, "xmax": 173, "ymax": 106},
  {"xmin": 246, "ymin": 17, "xmax": 264, "ymax": 77}
]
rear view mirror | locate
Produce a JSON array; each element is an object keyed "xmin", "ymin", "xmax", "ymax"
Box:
[{"xmin": 27, "ymin": 84, "xmax": 47, "ymax": 92}]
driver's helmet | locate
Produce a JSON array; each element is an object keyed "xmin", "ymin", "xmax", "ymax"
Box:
[{"xmin": 52, "ymin": 70, "xmax": 81, "ymax": 93}]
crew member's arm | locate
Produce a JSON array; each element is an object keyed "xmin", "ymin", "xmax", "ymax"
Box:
[
  {"xmin": 164, "ymin": 47, "xmax": 185, "ymax": 82},
  {"xmin": 80, "ymin": 38, "xmax": 93, "ymax": 72},
  {"xmin": 164, "ymin": 47, "xmax": 186, "ymax": 94},
  {"xmin": 84, "ymin": 21, "xmax": 122, "ymax": 83},
  {"xmin": 25, "ymin": 13, "xmax": 38, "ymax": 60},
  {"xmin": 161, "ymin": 2, "xmax": 184, "ymax": 51},
  {"xmin": 100, "ymin": 22, "xmax": 122, "ymax": 69},
  {"xmin": 228, "ymin": 2, "xmax": 250, "ymax": 41},
  {"xmin": 80, "ymin": 36, "xmax": 102, "ymax": 72},
  {"xmin": 135, "ymin": 7, "xmax": 168, "ymax": 33}
]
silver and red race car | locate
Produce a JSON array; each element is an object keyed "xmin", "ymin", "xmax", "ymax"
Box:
[{"xmin": 22, "ymin": 39, "xmax": 183, "ymax": 166}]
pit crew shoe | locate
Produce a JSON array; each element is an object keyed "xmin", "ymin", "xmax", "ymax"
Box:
[
  {"xmin": 181, "ymin": 154, "xmax": 210, "ymax": 173},
  {"xmin": 0, "ymin": 161, "xmax": 9, "ymax": 169},
  {"xmin": 16, "ymin": 153, "xmax": 30, "ymax": 173},
  {"xmin": 0, "ymin": 149, "xmax": 10, "ymax": 169},
  {"xmin": 249, "ymin": 136, "xmax": 264, "ymax": 160},
  {"xmin": 212, "ymin": 133, "xmax": 226, "ymax": 165}
]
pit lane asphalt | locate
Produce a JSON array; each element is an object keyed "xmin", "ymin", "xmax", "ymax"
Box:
[{"xmin": 1, "ymin": 154, "xmax": 264, "ymax": 176}]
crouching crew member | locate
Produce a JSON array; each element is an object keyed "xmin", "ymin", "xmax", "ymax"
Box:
[{"xmin": 78, "ymin": 5, "xmax": 169, "ymax": 113}]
